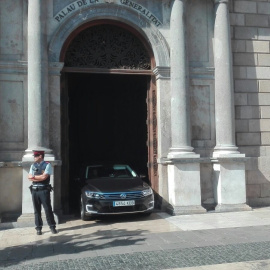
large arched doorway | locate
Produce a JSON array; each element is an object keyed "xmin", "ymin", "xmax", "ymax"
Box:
[{"xmin": 60, "ymin": 22, "xmax": 158, "ymax": 214}]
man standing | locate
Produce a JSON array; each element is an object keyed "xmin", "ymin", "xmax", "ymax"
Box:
[{"xmin": 28, "ymin": 150, "xmax": 57, "ymax": 235}]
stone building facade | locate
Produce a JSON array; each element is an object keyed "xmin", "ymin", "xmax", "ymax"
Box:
[{"xmin": 0, "ymin": 0, "xmax": 269, "ymax": 222}]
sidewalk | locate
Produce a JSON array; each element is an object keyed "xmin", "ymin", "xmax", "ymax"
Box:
[{"xmin": 1, "ymin": 207, "xmax": 270, "ymax": 269}]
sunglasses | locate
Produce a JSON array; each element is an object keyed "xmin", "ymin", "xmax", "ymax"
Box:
[{"xmin": 34, "ymin": 154, "xmax": 41, "ymax": 157}]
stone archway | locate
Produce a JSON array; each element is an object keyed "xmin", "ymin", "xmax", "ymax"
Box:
[
  {"xmin": 60, "ymin": 22, "xmax": 156, "ymax": 213},
  {"xmin": 48, "ymin": 4, "xmax": 171, "ymax": 214},
  {"xmin": 48, "ymin": 4, "xmax": 169, "ymax": 66}
]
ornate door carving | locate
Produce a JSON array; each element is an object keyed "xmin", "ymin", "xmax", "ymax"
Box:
[
  {"xmin": 65, "ymin": 24, "xmax": 151, "ymax": 70},
  {"xmin": 147, "ymin": 76, "xmax": 159, "ymax": 192}
]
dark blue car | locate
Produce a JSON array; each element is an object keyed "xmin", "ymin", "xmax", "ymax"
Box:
[{"xmin": 77, "ymin": 164, "xmax": 154, "ymax": 220}]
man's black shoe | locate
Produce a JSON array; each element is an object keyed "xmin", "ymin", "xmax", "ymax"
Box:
[
  {"xmin": 36, "ymin": 229, "xmax": 42, "ymax": 235},
  {"xmin": 50, "ymin": 227, "xmax": 58, "ymax": 234}
]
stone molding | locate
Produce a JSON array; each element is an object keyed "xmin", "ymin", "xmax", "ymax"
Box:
[
  {"xmin": 214, "ymin": 0, "xmax": 229, "ymax": 4},
  {"xmin": 49, "ymin": 62, "xmax": 65, "ymax": 76},
  {"xmin": 0, "ymin": 160, "xmax": 62, "ymax": 168},
  {"xmin": 190, "ymin": 67, "xmax": 215, "ymax": 79},
  {"xmin": 0, "ymin": 61, "xmax": 27, "ymax": 74},
  {"xmin": 159, "ymin": 156, "xmax": 248, "ymax": 165},
  {"xmin": 153, "ymin": 66, "xmax": 170, "ymax": 80}
]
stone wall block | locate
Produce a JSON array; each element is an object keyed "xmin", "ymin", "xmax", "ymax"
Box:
[
  {"xmin": 235, "ymin": 80, "xmax": 258, "ymax": 92},
  {"xmin": 265, "ymin": 146, "xmax": 270, "ymax": 156},
  {"xmin": 235, "ymin": 27, "xmax": 257, "ymax": 40},
  {"xmin": 232, "ymin": 40, "xmax": 246, "ymax": 52},
  {"xmin": 261, "ymin": 132, "xmax": 270, "ymax": 145},
  {"xmin": 235, "ymin": 119, "xmax": 249, "ymax": 132},
  {"xmin": 247, "ymin": 67, "xmax": 270, "ymax": 79},
  {"xmin": 230, "ymin": 13, "xmax": 245, "ymax": 26},
  {"xmin": 258, "ymin": 28, "xmax": 270, "ymax": 41},
  {"xmin": 233, "ymin": 53, "xmax": 257, "ymax": 66},
  {"xmin": 258, "ymin": 54, "xmax": 270, "ymax": 66},
  {"xmin": 236, "ymin": 132, "xmax": 261, "ymax": 145},
  {"xmin": 246, "ymin": 41, "xmax": 269, "ymax": 53},
  {"xmin": 235, "ymin": 106, "xmax": 260, "ymax": 119},
  {"xmin": 248, "ymin": 93, "xmax": 270, "ymax": 105},
  {"xmin": 258, "ymin": 2, "xmax": 270, "ymax": 15},
  {"xmin": 246, "ymin": 184, "xmax": 261, "ymax": 198},
  {"xmin": 239, "ymin": 146, "xmax": 266, "ymax": 157},
  {"xmin": 247, "ymin": 170, "xmax": 270, "ymax": 184},
  {"xmin": 258, "ymin": 157, "xmax": 270, "ymax": 172},
  {"xmin": 248, "ymin": 197, "xmax": 270, "ymax": 207},
  {"xmin": 261, "ymin": 184, "xmax": 270, "ymax": 198},
  {"xmin": 261, "ymin": 106, "xmax": 270, "ymax": 118},
  {"xmin": 235, "ymin": 93, "xmax": 248, "ymax": 105},
  {"xmin": 259, "ymin": 81, "xmax": 270, "ymax": 92},
  {"xmin": 245, "ymin": 157, "xmax": 258, "ymax": 171},
  {"xmin": 234, "ymin": 1, "xmax": 257, "ymax": 14},
  {"xmin": 234, "ymin": 67, "xmax": 247, "ymax": 79},
  {"xmin": 249, "ymin": 119, "xmax": 270, "ymax": 132},
  {"xmin": 245, "ymin": 14, "xmax": 269, "ymax": 27}
]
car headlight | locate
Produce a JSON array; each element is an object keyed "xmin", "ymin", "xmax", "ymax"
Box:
[
  {"xmin": 142, "ymin": 188, "xmax": 153, "ymax": 197},
  {"xmin": 85, "ymin": 191, "xmax": 101, "ymax": 198}
]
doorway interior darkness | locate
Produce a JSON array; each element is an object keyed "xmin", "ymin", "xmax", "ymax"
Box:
[{"xmin": 66, "ymin": 72, "xmax": 150, "ymax": 213}]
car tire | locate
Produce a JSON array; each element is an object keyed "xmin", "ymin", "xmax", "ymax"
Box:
[{"xmin": 80, "ymin": 196, "xmax": 90, "ymax": 221}]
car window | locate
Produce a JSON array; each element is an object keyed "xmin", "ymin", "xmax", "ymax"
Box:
[{"xmin": 86, "ymin": 165, "xmax": 138, "ymax": 179}]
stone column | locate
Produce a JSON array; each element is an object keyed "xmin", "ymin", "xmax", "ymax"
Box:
[
  {"xmin": 166, "ymin": 0, "xmax": 205, "ymax": 215},
  {"xmin": 213, "ymin": 0, "xmax": 251, "ymax": 212},
  {"xmin": 23, "ymin": 0, "xmax": 54, "ymax": 160},
  {"xmin": 167, "ymin": 0, "xmax": 194, "ymax": 158},
  {"xmin": 213, "ymin": 0, "xmax": 238, "ymax": 156},
  {"xmin": 19, "ymin": 1, "xmax": 57, "ymax": 222}
]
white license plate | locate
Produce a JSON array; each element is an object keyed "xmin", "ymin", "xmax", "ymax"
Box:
[{"xmin": 113, "ymin": 200, "xmax": 135, "ymax": 207}]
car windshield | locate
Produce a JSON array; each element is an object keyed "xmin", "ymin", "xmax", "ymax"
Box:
[{"xmin": 85, "ymin": 165, "xmax": 138, "ymax": 179}]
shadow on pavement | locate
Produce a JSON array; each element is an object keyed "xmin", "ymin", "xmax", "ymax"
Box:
[{"xmin": 0, "ymin": 214, "xmax": 155, "ymax": 268}]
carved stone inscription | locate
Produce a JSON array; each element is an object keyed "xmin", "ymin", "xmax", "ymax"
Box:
[
  {"xmin": 54, "ymin": 0, "xmax": 162, "ymax": 27},
  {"xmin": 120, "ymin": 0, "xmax": 162, "ymax": 27}
]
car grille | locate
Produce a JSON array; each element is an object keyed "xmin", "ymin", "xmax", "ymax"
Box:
[{"xmin": 99, "ymin": 191, "xmax": 144, "ymax": 200}]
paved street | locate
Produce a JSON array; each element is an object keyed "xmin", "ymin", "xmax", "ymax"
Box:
[{"xmin": 1, "ymin": 208, "xmax": 270, "ymax": 269}]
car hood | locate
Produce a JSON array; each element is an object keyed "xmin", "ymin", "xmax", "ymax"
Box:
[{"xmin": 82, "ymin": 177, "xmax": 149, "ymax": 193}]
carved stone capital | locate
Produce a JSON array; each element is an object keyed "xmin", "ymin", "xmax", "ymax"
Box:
[
  {"xmin": 214, "ymin": 0, "xmax": 229, "ymax": 5},
  {"xmin": 49, "ymin": 62, "xmax": 64, "ymax": 76},
  {"xmin": 153, "ymin": 66, "xmax": 170, "ymax": 80},
  {"xmin": 173, "ymin": 0, "xmax": 187, "ymax": 4}
]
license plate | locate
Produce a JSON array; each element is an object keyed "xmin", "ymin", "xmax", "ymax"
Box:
[{"xmin": 113, "ymin": 200, "xmax": 135, "ymax": 207}]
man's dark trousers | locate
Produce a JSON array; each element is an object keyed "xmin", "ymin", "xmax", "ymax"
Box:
[{"xmin": 32, "ymin": 189, "xmax": 56, "ymax": 229}]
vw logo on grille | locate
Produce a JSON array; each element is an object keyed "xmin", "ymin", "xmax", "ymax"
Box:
[{"xmin": 120, "ymin": 193, "xmax": 126, "ymax": 199}]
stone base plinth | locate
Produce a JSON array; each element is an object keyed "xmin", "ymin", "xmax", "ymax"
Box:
[
  {"xmin": 167, "ymin": 205, "xmax": 206, "ymax": 215},
  {"xmin": 167, "ymin": 159, "xmax": 206, "ymax": 215},
  {"xmin": 213, "ymin": 156, "xmax": 248, "ymax": 207},
  {"xmin": 215, "ymin": 203, "xmax": 252, "ymax": 213}
]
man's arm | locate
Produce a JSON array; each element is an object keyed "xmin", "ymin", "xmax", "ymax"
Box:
[
  {"xmin": 29, "ymin": 173, "xmax": 49, "ymax": 182},
  {"xmin": 28, "ymin": 163, "xmax": 51, "ymax": 182}
]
